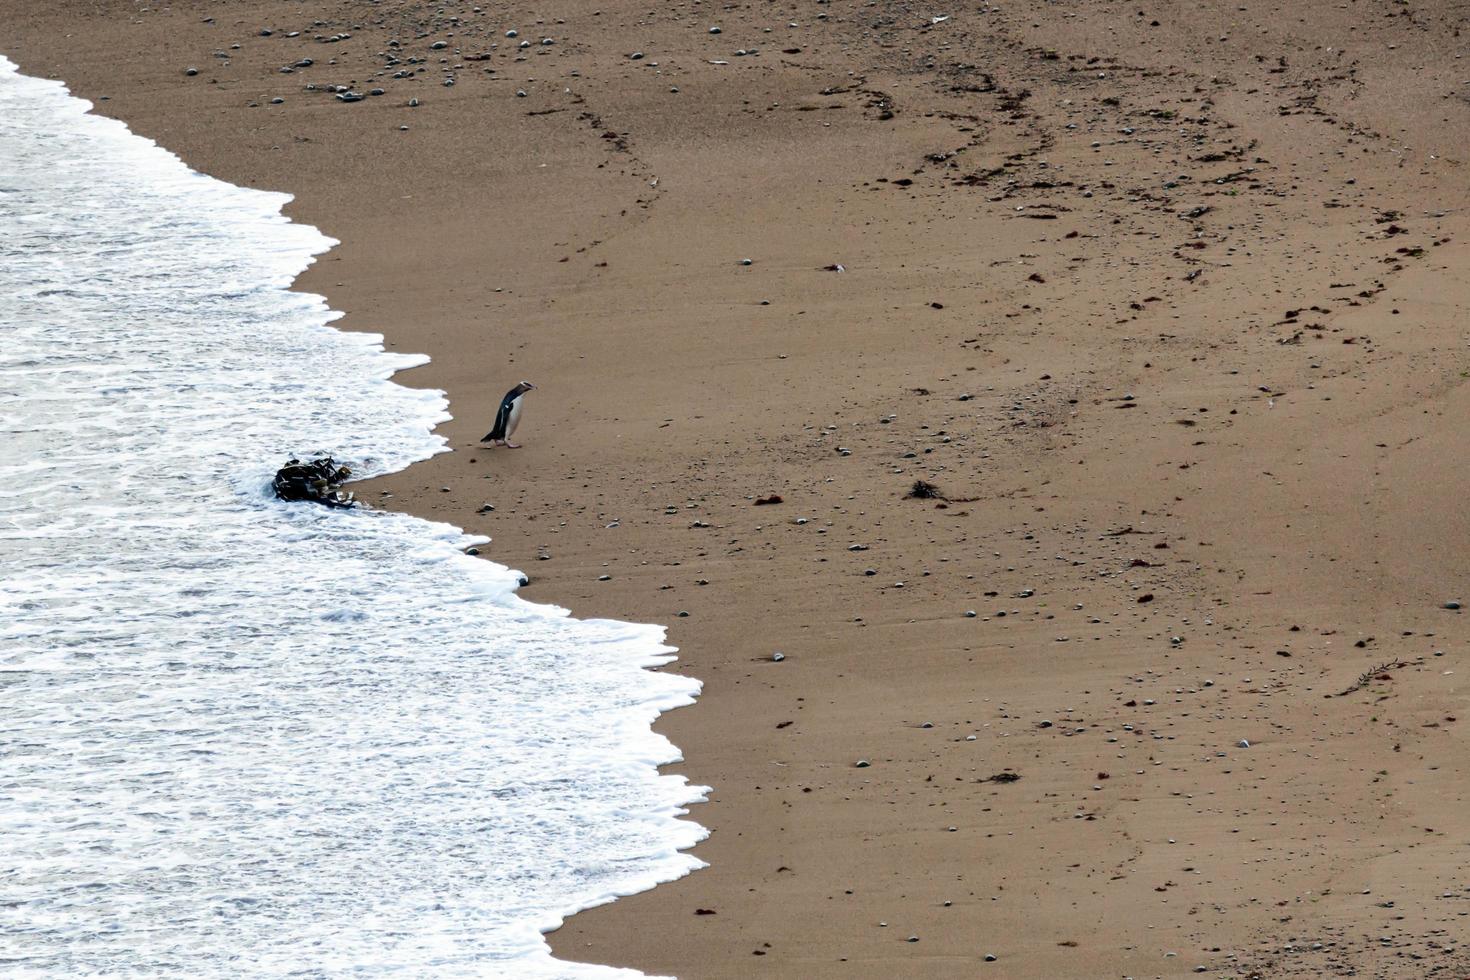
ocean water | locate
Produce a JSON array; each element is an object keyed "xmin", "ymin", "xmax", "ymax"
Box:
[{"xmin": 0, "ymin": 55, "xmax": 705, "ymax": 979}]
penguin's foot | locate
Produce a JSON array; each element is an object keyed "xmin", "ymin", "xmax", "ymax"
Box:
[{"xmin": 506, "ymin": 441, "xmax": 522, "ymax": 449}]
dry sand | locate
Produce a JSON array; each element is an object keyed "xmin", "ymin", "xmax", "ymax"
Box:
[{"xmin": 8, "ymin": 0, "xmax": 1470, "ymax": 976}]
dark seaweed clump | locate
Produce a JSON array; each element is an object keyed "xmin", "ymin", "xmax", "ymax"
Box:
[{"xmin": 273, "ymin": 456, "xmax": 356, "ymax": 508}]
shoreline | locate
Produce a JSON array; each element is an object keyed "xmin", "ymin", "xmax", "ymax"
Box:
[
  {"xmin": 1, "ymin": 46, "xmax": 709, "ymax": 977},
  {"xmin": 8, "ymin": 1, "xmax": 1470, "ymax": 976}
]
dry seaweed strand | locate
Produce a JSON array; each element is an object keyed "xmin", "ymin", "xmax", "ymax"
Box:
[
  {"xmin": 1334, "ymin": 658, "xmax": 1422, "ymax": 697},
  {"xmin": 980, "ymin": 772, "xmax": 1021, "ymax": 783},
  {"xmin": 905, "ymin": 479, "xmax": 980, "ymax": 503}
]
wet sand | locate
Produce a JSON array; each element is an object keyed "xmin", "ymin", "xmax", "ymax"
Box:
[{"xmin": 8, "ymin": 1, "xmax": 1470, "ymax": 976}]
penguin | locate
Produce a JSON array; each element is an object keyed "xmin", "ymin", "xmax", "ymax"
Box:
[{"xmin": 481, "ymin": 381, "xmax": 536, "ymax": 448}]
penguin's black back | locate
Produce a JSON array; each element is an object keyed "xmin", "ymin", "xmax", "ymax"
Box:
[{"xmin": 482, "ymin": 388, "xmax": 520, "ymax": 441}]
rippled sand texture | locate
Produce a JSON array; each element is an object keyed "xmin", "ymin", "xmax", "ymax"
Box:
[{"xmin": 0, "ymin": 57, "xmax": 704, "ymax": 979}]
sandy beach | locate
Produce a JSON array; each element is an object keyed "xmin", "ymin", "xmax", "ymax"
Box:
[{"xmin": 8, "ymin": 0, "xmax": 1470, "ymax": 975}]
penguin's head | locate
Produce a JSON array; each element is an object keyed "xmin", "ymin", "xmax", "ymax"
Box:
[{"xmin": 514, "ymin": 380, "xmax": 537, "ymax": 394}]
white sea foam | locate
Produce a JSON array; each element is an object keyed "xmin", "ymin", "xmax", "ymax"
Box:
[{"xmin": 0, "ymin": 55, "xmax": 706, "ymax": 978}]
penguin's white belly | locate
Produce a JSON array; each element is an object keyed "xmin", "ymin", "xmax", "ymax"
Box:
[{"xmin": 506, "ymin": 397, "xmax": 524, "ymax": 437}]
